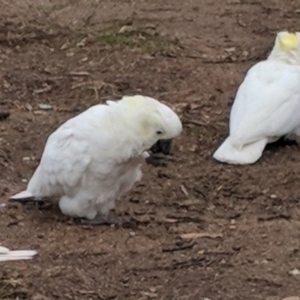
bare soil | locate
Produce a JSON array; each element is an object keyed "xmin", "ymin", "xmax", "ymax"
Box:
[{"xmin": 1, "ymin": 1, "xmax": 300, "ymax": 299}]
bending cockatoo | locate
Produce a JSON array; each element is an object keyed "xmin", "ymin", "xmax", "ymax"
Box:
[
  {"xmin": 0, "ymin": 246, "xmax": 37, "ymax": 262},
  {"xmin": 213, "ymin": 31, "xmax": 300, "ymax": 165},
  {"xmin": 10, "ymin": 95, "xmax": 182, "ymax": 225}
]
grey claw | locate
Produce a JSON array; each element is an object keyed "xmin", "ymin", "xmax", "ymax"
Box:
[
  {"xmin": 75, "ymin": 215, "xmax": 134, "ymax": 226},
  {"xmin": 145, "ymin": 153, "xmax": 168, "ymax": 167}
]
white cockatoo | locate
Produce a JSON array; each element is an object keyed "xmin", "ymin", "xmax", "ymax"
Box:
[
  {"xmin": 10, "ymin": 95, "xmax": 182, "ymax": 225},
  {"xmin": 213, "ymin": 31, "xmax": 300, "ymax": 165},
  {"xmin": 0, "ymin": 246, "xmax": 37, "ymax": 262}
]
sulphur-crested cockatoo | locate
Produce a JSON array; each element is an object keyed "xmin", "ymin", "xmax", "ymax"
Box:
[
  {"xmin": 10, "ymin": 95, "xmax": 182, "ymax": 225},
  {"xmin": 0, "ymin": 246, "xmax": 37, "ymax": 262},
  {"xmin": 213, "ymin": 31, "xmax": 300, "ymax": 165}
]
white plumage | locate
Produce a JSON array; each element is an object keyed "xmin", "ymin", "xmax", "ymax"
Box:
[
  {"xmin": 10, "ymin": 95, "xmax": 182, "ymax": 223},
  {"xmin": 213, "ymin": 31, "xmax": 300, "ymax": 165},
  {"xmin": 0, "ymin": 246, "xmax": 37, "ymax": 262}
]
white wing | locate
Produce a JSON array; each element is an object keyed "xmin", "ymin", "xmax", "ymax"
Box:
[
  {"xmin": 27, "ymin": 105, "xmax": 141, "ymax": 197},
  {"xmin": 12, "ymin": 123, "xmax": 96, "ymax": 198},
  {"xmin": 229, "ymin": 60, "xmax": 300, "ymax": 146},
  {"xmin": 41, "ymin": 129, "xmax": 91, "ymax": 186}
]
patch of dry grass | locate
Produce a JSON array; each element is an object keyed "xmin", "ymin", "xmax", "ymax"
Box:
[{"xmin": 95, "ymin": 23, "xmax": 178, "ymax": 54}]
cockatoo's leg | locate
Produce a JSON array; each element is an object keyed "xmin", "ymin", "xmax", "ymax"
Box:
[{"xmin": 75, "ymin": 214, "xmax": 132, "ymax": 226}]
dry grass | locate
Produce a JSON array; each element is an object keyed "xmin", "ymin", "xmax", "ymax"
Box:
[{"xmin": 95, "ymin": 24, "xmax": 178, "ymax": 53}]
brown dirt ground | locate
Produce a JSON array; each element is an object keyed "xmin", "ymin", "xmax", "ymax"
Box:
[{"xmin": 1, "ymin": 0, "xmax": 300, "ymax": 299}]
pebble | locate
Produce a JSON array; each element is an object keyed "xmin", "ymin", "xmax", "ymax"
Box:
[{"xmin": 288, "ymin": 268, "xmax": 300, "ymax": 276}]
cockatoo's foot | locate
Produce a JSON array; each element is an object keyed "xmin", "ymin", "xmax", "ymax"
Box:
[
  {"xmin": 277, "ymin": 136, "xmax": 298, "ymax": 145},
  {"xmin": 266, "ymin": 136, "xmax": 298, "ymax": 151},
  {"xmin": 145, "ymin": 153, "xmax": 168, "ymax": 167},
  {"xmin": 75, "ymin": 214, "xmax": 133, "ymax": 226},
  {"xmin": 9, "ymin": 197, "xmax": 45, "ymax": 205}
]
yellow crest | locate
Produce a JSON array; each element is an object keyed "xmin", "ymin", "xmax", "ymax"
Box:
[
  {"xmin": 278, "ymin": 32, "xmax": 297, "ymax": 51},
  {"xmin": 121, "ymin": 95, "xmax": 157, "ymax": 113}
]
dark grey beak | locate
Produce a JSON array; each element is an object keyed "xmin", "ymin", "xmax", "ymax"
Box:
[{"xmin": 149, "ymin": 139, "xmax": 172, "ymax": 155}]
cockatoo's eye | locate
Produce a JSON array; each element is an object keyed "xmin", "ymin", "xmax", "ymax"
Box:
[{"xmin": 156, "ymin": 130, "xmax": 163, "ymax": 135}]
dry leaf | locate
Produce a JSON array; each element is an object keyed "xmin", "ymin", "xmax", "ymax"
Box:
[
  {"xmin": 162, "ymin": 218, "xmax": 178, "ymax": 223},
  {"xmin": 180, "ymin": 184, "xmax": 189, "ymax": 197},
  {"xmin": 76, "ymin": 38, "xmax": 87, "ymax": 47},
  {"xmin": 60, "ymin": 42, "xmax": 69, "ymax": 50},
  {"xmin": 33, "ymin": 111, "xmax": 48, "ymax": 115},
  {"xmin": 180, "ymin": 232, "xmax": 223, "ymax": 239},
  {"xmin": 119, "ymin": 25, "xmax": 134, "ymax": 34},
  {"xmin": 33, "ymin": 85, "xmax": 52, "ymax": 94},
  {"xmin": 225, "ymin": 47, "xmax": 236, "ymax": 53},
  {"xmin": 25, "ymin": 103, "xmax": 33, "ymax": 111}
]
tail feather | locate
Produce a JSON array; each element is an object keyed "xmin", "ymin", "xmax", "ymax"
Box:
[
  {"xmin": 0, "ymin": 246, "xmax": 37, "ymax": 262},
  {"xmin": 10, "ymin": 190, "xmax": 34, "ymax": 200},
  {"xmin": 213, "ymin": 137, "xmax": 267, "ymax": 165}
]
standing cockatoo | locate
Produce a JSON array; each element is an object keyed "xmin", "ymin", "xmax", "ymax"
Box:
[
  {"xmin": 213, "ymin": 31, "xmax": 300, "ymax": 165},
  {"xmin": 0, "ymin": 246, "xmax": 37, "ymax": 262},
  {"xmin": 10, "ymin": 95, "xmax": 182, "ymax": 225}
]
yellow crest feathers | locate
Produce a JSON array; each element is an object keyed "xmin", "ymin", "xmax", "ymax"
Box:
[
  {"xmin": 122, "ymin": 95, "xmax": 146, "ymax": 109},
  {"xmin": 277, "ymin": 32, "xmax": 298, "ymax": 51},
  {"xmin": 120, "ymin": 95, "xmax": 158, "ymax": 113}
]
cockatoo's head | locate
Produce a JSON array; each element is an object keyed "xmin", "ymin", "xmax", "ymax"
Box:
[
  {"xmin": 117, "ymin": 95, "xmax": 182, "ymax": 154},
  {"xmin": 268, "ymin": 31, "xmax": 300, "ymax": 64}
]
